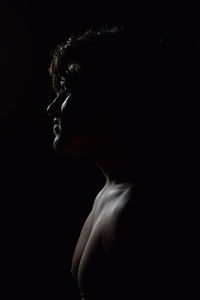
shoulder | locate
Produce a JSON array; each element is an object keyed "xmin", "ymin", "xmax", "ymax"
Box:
[
  {"xmin": 102, "ymin": 184, "xmax": 146, "ymax": 254},
  {"xmin": 102, "ymin": 187, "xmax": 151, "ymax": 298}
]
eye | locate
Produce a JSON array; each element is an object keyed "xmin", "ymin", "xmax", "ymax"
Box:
[{"xmin": 59, "ymin": 76, "xmax": 73, "ymax": 95}]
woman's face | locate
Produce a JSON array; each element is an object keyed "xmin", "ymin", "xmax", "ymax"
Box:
[{"xmin": 46, "ymin": 71, "xmax": 104, "ymax": 158}]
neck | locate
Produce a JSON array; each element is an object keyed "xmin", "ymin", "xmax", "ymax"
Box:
[
  {"xmin": 83, "ymin": 129, "xmax": 147, "ymax": 187},
  {"xmin": 92, "ymin": 144, "xmax": 144, "ymax": 187}
]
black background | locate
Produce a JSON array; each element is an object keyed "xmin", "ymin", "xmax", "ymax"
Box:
[{"xmin": 0, "ymin": 2, "xmax": 197, "ymax": 299}]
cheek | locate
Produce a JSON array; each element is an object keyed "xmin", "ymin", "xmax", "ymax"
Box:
[
  {"xmin": 60, "ymin": 98, "xmax": 77, "ymax": 129},
  {"xmin": 60, "ymin": 105, "xmax": 91, "ymax": 137},
  {"xmin": 61, "ymin": 99, "xmax": 97, "ymax": 128},
  {"xmin": 60, "ymin": 97, "xmax": 70, "ymax": 113}
]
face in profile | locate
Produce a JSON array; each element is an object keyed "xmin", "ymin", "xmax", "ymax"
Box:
[{"xmin": 47, "ymin": 64, "xmax": 104, "ymax": 158}]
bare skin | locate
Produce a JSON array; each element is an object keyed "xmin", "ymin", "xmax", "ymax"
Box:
[
  {"xmin": 71, "ymin": 181, "xmax": 136, "ymax": 300},
  {"xmin": 47, "ymin": 70, "xmax": 163, "ymax": 299},
  {"xmin": 45, "ymin": 23, "xmax": 191, "ymax": 296}
]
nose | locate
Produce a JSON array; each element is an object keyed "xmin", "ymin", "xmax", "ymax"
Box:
[
  {"xmin": 46, "ymin": 92, "xmax": 63, "ymax": 117},
  {"xmin": 46, "ymin": 100, "xmax": 57, "ymax": 117}
]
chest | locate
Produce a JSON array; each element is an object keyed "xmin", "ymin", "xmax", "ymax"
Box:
[{"xmin": 71, "ymin": 192, "xmax": 130, "ymax": 296}]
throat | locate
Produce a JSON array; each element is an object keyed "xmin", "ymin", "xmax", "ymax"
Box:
[{"xmin": 93, "ymin": 147, "xmax": 143, "ymax": 186}]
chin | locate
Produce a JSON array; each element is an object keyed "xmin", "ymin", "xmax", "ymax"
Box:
[
  {"xmin": 53, "ymin": 135, "xmax": 84, "ymax": 158},
  {"xmin": 53, "ymin": 131, "xmax": 98, "ymax": 159}
]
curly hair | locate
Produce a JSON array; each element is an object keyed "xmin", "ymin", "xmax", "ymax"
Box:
[
  {"xmin": 48, "ymin": 26, "xmax": 122, "ymax": 90},
  {"xmin": 48, "ymin": 25, "xmax": 163, "ymax": 97},
  {"xmin": 48, "ymin": 25, "xmax": 188, "ymax": 176}
]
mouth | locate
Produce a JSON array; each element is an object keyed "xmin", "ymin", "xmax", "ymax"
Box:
[{"xmin": 53, "ymin": 119, "xmax": 61, "ymax": 135}]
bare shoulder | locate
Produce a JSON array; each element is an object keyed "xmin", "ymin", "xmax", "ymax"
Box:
[
  {"xmin": 100, "ymin": 183, "xmax": 140, "ymax": 253},
  {"xmin": 100, "ymin": 183, "xmax": 150, "ymax": 298}
]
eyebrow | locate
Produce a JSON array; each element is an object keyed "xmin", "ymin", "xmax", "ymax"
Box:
[{"xmin": 52, "ymin": 66, "xmax": 82, "ymax": 95}]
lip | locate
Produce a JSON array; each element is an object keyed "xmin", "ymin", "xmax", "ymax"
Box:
[
  {"xmin": 53, "ymin": 124, "xmax": 60, "ymax": 135},
  {"xmin": 53, "ymin": 119, "xmax": 60, "ymax": 134}
]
